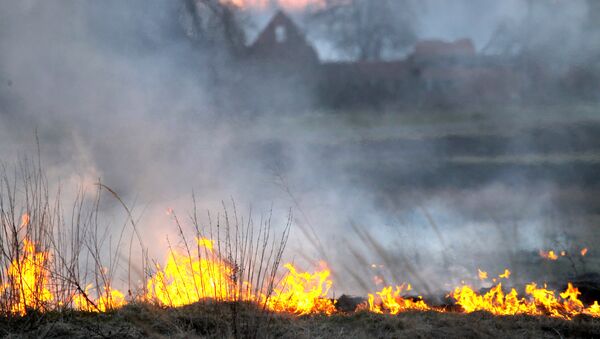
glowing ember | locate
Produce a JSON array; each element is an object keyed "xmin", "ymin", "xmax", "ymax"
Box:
[
  {"xmin": 499, "ymin": 269, "xmax": 511, "ymax": 279},
  {"xmin": 540, "ymin": 250, "xmax": 558, "ymax": 261},
  {"xmin": 581, "ymin": 248, "xmax": 589, "ymax": 256},
  {"xmin": 478, "ymin": 269, "xmax": 488, "ymax": 280}
]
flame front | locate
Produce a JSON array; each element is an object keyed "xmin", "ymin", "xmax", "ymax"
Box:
[
  {"xmin": 451, "ymin": 281, "xmax": 600, "ymax": 320},
  {"xmin": 2, "ymin": 231, "xmax": 600, "ymax": 320},
  {"xmin": 367, "ymin": 284, "xmax": 430, "ymax": 315},
  {"xmin": 145, "ymin": 238, "xmax": 238, "ymax": 307},
  {"xmin": 145, "ymin": 238, "xmax": 335, "ymax": 314},
  {"xmin": 264, "ymin": 262, "xmax": 336, "ymax": 315},
  {"xmin": 4, "ymin": 238, "xmax": 54, "ymax": 315}
]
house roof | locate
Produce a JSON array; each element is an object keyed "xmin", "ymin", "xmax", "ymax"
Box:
[{"xmin": 248, "ymin": 10, "xmax": 319, "ymax": 64}]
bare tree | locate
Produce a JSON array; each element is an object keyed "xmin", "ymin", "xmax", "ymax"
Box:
[
  {"xmin": 310, "ymin": 0, "xmax": 416, "ymax": 61},
  {"xmin": 180, "ymin": 0, "xmax": 246, "ymax": 55}
]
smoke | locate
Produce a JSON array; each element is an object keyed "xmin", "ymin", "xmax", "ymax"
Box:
[
  {"xmin": 1, "ymin": 0, "xmax": 599, "ymax": 296},
  {"xmin": 416, "ymin": 0, "xmax": 588, "ymax": 50}
]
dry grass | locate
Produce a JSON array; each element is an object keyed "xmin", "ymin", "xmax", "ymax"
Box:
[
  {"xmin": 0, "ymin": 158, "xmax": 293, "ymax": 338},
  {"xmin": 1, "ymin": 301, "xmax": 599, "ymax": 338},
  {"xmin": 2, "ymin": 155, "xmax": 600, "ymax": 338}
]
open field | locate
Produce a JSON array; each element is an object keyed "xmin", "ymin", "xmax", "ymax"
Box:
[
  {"xmin": 4, "ymin": 302, "xmax": 600, "ymax": 338},
  {"xmin": 3, "ymin": 1, "xmax": 600, "ymax": 338},
  {"xmin": 0, "ymin": 158, "xmax": 599, "ymax": 338}
]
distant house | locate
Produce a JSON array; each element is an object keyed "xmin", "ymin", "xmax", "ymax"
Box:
[
  {"xmin": 407, "ymin": 40, "xmax": 518, "ymax": 104},
  {"xmin": 320, "ymin": 61, "xmax": 414, "ymax": 108},
  {"xmin": 247, "ymin": 11, "xmax": 319, "ymax": 66},
  {"xmin": 236, "ymin": 11, "xmax": 320, "ymax": 111},
  {"xmin": 244, "ymin": 11, "xmax": 520, "ymax": 108}
]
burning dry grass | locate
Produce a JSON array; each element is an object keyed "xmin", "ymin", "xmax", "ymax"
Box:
[
  {"xmin": 3, "ymin": 302, "xmax": 600, "ymax": 338},
  {"xmin": 1, "ymin": 160, "xmax": 600, "ymax": 337}
]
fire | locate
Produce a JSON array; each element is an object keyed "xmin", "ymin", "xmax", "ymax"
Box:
[
  {"xmin": 4, "ymin": 238, "xmax": 54, "ymax": 315},
  {"xmin": 3, "ymin": 218, "xmax": 127, "ymax": 315},
  {"xmin": 2, "ymin": 229, "xmax": 600, "ymax": 320},
  {"xmin": 265, "ymin": 262, "xmax": 336, "ymax": 315},
  {"xmin": 145, "ymin": 237, "xmax": 335, "ymax": 314},
  {"xmin": 197, "ymin": 237, "xmax": 214, "ymax": 250},
  {"xmin": 451, "ymin": 279, "xmax": 600, "ymax": 320},
  {"xmin": 586, "ymin": 301, "xmax": 600, "ymax": 317},
  {"xmin": 145, "ymin": 237, "xmax": 238, "ymax": 307},
  {"xmin": 499, "ymin": 269, "xmax": 511, "ymax": 279},
  {"xmin": 581, "ymin": 248, "xmax": 588, "ymax": 256},
  {"xmin": 539, "ymin": 250, "xmax": 558, "ymax": 261},
  {"xmin": 0, "ymin": 213, "xmax": 54, "ymax": 315},
  {"xmin": 367, "ymin": 284, "xmax": 430, "ymax": 315},
  {"xmin": 74, "ymin": 285, "xmax": 126, "ymax": 312}
]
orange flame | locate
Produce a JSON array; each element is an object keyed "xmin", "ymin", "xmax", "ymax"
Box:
[
  {"xmin": 3, "ymin": 233, "xmax": 600, "ymax": 320},
  {"xmin": 73, "ymin": 284, "xmax": 126, "ymax": 312},
  {"xmin": 586, "ymin": 301, "xmax": 600, "ymax": 317},
  {"xmin": 265, "ymin": 262, "xmax": 336, "ymax": 315},
  {"xmin": 478, "ymin": 269, "xmax": 488, "ymax": 280},
  {"xmin": 539, "ymin": 250, "xmax": 558, "ymax": 261},
  {"xmin": 145, "ymin": 237, "xmax": 237, "ymax": 307},
  {"xmin": 4, "ymin": 238, "xmax": 53, "ymax": 315},
  {"xmin": 451, "ymin": 279, "xmax": 600, "ymax": 320},
  {"xmin": 367, "ymin": 284, "xmax": 430, "ymax": 315},
  {"xmin": 499, "ymin": 269, "xmax": 511, "ymax": 279},
  {"xmin": 581, "ymin": 248, "xmax": 588, "ymax": 256},
  {"xmin": 145, "ymin": 237, "xmax": 335, "ymax": 314}
]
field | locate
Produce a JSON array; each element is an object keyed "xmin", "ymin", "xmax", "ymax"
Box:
[
  {"xmin": 2, "ymin": 105, "xmax": 600, "ymax": 338},
  {"xmin": 5, "ymin": 302, "xmax": 600, "ymax": 338}
]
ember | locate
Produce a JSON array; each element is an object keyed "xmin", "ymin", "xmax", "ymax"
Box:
[{"xmin": 540, "ymin": 250, "xmax": 559, "ymax": 261}]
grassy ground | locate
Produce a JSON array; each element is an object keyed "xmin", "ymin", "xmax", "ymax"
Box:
[
  {"xmin": 251, "ymin": 102, "xmax": 600, "ymax": 143},
  {"xmin": 3, "ymin": 302, "xmax": 600, "ymax": 339}
]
